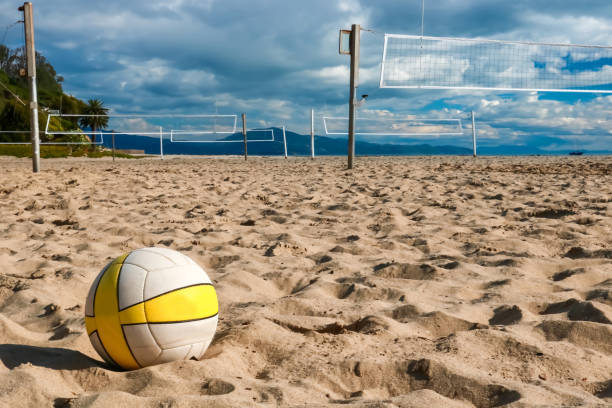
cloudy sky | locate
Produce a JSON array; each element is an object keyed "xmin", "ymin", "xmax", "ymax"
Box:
[{"xmin": 1, "ymin": 0, "xmax": 611, "ymax": 151}]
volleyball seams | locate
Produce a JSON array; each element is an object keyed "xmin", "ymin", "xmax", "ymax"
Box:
[{"xmin": 86, "ymin": 247, "xmax": 218, "ymax": 369}]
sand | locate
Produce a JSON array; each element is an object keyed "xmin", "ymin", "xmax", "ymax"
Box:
[{"xmin": 0, "ymin": 155, "xmax": 610, "ymax": 407}]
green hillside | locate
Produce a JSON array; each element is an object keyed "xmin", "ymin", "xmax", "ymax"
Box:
[{"xmin": 0, "ymin": 45, "xmax": 88, "ymax": 144}]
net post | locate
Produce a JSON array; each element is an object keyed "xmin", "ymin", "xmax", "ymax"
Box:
[
  {"xmin": 112, "ymin": 131, "xmax": 116, "ymax": 162},
  {"xmin": 242, "ymin": 113, "xmax": 247, "ymax": 160},
  {"xmin": 471, "ymin": 111, "xmax": 477, "ymax": 157},
  {"xmin": 310, "ymin": 109, "xmax": 315, "ymax": 159},
  {"xmin": 44, "ymin": 114, "xmax": 51, "ymax": 136},
  {"xmin": 21, "ymin": 2, "xmax": 39, "ymax": 173},
  {"xmin": 159, "ymin": 126, "xmax": 164, "ymax": 159},
  {"xmin": 348, "ymin": 24, "xmax": 360, "ymax": 169},
  {"xmin": 282, "ymin": 126, "xmax": 287, "ymax": 159}
]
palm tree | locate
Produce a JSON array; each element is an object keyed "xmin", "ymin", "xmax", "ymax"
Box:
[{"xmin": 79, "ymin": 98, "xmax": 109, "ymax": 148}]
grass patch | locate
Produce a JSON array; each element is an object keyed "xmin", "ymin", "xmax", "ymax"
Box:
[{"xmin": 0, "ymin": 144, "xmax": 140, "ymax": 159}]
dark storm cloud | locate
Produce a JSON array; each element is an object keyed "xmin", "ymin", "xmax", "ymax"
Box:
[{"xmin": 0, "ymin": 0, "xmax": 610, "ymax": 149}]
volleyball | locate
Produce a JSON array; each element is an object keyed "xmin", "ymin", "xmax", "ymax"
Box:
[{"xmin": 84, "ymin": 247, "xmax": 218, "ymax": 370}]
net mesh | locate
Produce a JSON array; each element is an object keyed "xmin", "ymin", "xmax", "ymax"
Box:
[
  {"xmin": 45, "ymin": 114, "xmax": 238, "ymax": 136},
  {"xmin": 0, "ymin": 130, "xmax": 104, "ymax": 145},
  {"xmin": 323, "ymin": 117, "xmax": 463, "ymax": 136},
  {"xmin": 170, "ymin": 129, "xmax": 274, "ymax": 143},
  {"xmin": 380, "ymin": 34, "xmax": 612, "ymax": 93}
]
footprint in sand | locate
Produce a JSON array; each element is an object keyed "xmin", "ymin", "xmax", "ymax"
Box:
[
  {"xmin": 489, "ymin": 305, "xmax": 523, "ymax": 325},
  {"xmin": 373, "ymin": 262, "xmax": 437, "ymax": 280},
  {"xmin": 540, "ymin": 299, "xmax": 612, "ymax": 324},
  {"xmin": 552, "ymin": 268, "xmax": 586, "ymax": 281},
  {"xmin": 200, "ymin": 379, "xmax": 235, "ymax": 395}
]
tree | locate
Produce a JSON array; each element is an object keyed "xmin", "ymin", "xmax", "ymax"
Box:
[
  {"xmin": 79, "ymin": 98, "xmax": 109, "ymax": 147},
  {"xmin": 0, "ymin": 101, "xmax": 29, "ymax": 143},
  {"xmin": 0, "ymin": 45, "xmax": 9, "ymax": 72}
]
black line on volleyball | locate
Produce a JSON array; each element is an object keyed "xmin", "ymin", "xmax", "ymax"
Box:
[
  {"xmin": 121, "ymin": 324, "xmax": 142, "ymax": 368},
  {"xmin": 120, "ymin": 312, "xmax": 219, "ymax": 326},
  {"xmin": 91, "ymin": 330, "xmax": 120, "ymax": 369},
  {"xmin": 116, "ymin": 261, "xmax": 123, "ymax": 313},
  {"xmin": 90, "ymin": 262, "xmax": 108, "ymax": 318},
  {"xmin": 117, "ymin": 282, "xmax": 215, "ymax": 312}
]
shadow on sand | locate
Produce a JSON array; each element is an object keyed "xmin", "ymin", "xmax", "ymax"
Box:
[{"xmin": 0, "ymin": 344, "xmax": 104, "ymax": 370}]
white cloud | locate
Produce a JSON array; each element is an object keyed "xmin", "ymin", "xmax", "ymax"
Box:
[
  {"xmin": 1, "ymin": 0, "xmax": 609, "ymax": 150},
  {"xmin": 53, "ymin": 41, "xmax": 78, "ymax": 50}
]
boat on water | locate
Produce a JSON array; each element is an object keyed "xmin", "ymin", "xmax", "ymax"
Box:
[{"xmin": 568, "ymin": 151, "xmax": 584, "ymax": 156}]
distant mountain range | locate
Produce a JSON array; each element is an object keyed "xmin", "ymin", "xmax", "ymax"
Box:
[
  {"xmin": 100, "ymin": 127, "xmax": 473, "ymax": 156},
  {"xmin": 100, "ymin": 127, "xmax": 611, "ymax": 156}
]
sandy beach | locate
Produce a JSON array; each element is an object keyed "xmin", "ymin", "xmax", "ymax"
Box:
[{"xmin": 0, "ymin": 155, "xmax": 610, "ymax": 407}]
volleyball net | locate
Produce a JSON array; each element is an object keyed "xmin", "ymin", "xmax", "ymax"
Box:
[
  {"xmin": 323, "ymin": 117, "xmax": 463, "ymax": 136},
  {"xmin": 45, "ymin": 114, "xmax": 238, "ymax": 138},
  {"xmin": 0, "ymin": 130, "xmax": 104, "ymax": 145},
  {"xmin": 380, "ymin": 34, "xmax": 612, "ymax": 93}
]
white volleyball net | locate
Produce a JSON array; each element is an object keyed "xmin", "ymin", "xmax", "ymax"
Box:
[
  {"xmin": 35, "ymin": 113, "xmax": 287, "ymax": 155},
  {"xmin": 170, "ymin": 128, "xmax": 274, "ymax": 143},
  {"xmin": 45, "ymin": 114, "xmax": 238, "ymax": 138},
  {"xmin": 0, "ymin": 130, "xmax": 104, "ymax": 144},
  {"xmin": 380, "ymin": 34, "xmax": 612, "ymax": 93},
  {"xmin": 323, "ymin": 117, "xmax": 463, "ymax": 136}
]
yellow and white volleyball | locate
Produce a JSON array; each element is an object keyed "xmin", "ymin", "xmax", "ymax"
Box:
[{"xmin": 84, "ymin": 247, "xmax": 218, "ymax": 370}]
